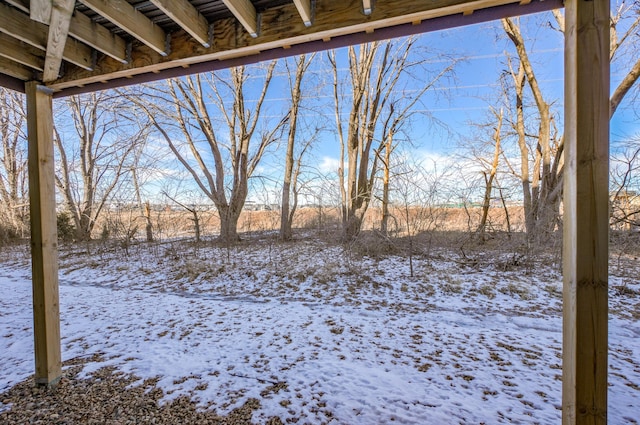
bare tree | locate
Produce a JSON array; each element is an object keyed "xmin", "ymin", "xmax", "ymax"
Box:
[
  {"xmin": 477, "ymin": 108, "xmax": 504, "ymax": 240},
  {"xmin": 329, "ymin": 39, "xmax": 454, "ymax": 240},
  {"xmin": 54, "ymin": 92, "xmax": 147, "ymax": 241},
  {"xmin": 377, "ymin": 64, "xmax": 453, "ymax": 234},
  {"xmin": 501, "ymin": 5, "xmax": 640, "ymax": 243},
  {"xmin": 280, "ymin": 54, "xmax": 316, "ymax": 241},
  {"xmin": 392, "ymin": 157, "xmax": 452, "ymax": 275},
  {"xmin": 605, "ymin": 2, "xmax": 640, "ymax": 118},
  {"xmin": 610, "ymin": 137, "xmax": 640, "ymax": 230},
  {"xmin": 134, "ymin": 63, "xmax": 287, "ymax": 243},
  {"xmin": 0, "ymin": 88, "xmax": 28, "ymax": 239},
  {"xmin": 131, "ymin": 165, "xmax": 153, "ymax": 243},
  {"xmin": 502, "ymin": 18, "xmax": 563, "ymax": 244},
  {"xmin": 162, "ymin": 190, "xmax": 202, "ymax": 243}
]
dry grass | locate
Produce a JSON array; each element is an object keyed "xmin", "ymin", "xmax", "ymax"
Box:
[{"xmin": 91, "ymin": 205, "xmax": 526, "ymax": 243}]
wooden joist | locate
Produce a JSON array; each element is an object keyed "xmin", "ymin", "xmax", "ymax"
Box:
[
  {"xmin": 222, "ymin": 0, "xmax": 259, "ymax": 37},
  {"xmin": 48, "ymin": 0, "xmax": 530, "ymax": 91},
  {"xmin": 363, "ymin": 0, "xmax": 374, "ymax": 15},
  {"xmin": 30, "ymin": 0, "xmax": 52, "ymax": 25},
  {"xmin": 150, "ymin": 0, "xmax": 212, "ymax": 48},
  {"xmin": 0, "ymin": 32, "xmax": 45, "ymax": 71},
  {"xmin": 293, "ymin": 0, "xmax": 313, "ymax": 27},
  {"xmin": 69, "ymin": 9, "xmax": 128, "ymax": 64},
  {"xmin": 0, "ymin": 0, "xmax": 566, "ymax": 93},
  {"xmin": 0, "ymin": 2, "xmax": 93, "ymax": 70},
  {"xmin": 80, "ymin": 0, "xmax": 169, "ymax": 56},
  {"xmin": 4, "ymin": 0, "xmax": 29, "ymax": 13},
  {"xmin": 4, "ymin": 0, "xmax": 127, "ymax": 65},
  {"xmin": 0, "ymin": 56, "xmax": 35, "ymax": 80}
]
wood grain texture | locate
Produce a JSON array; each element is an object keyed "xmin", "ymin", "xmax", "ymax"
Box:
[
  {"xmin": 0, "ymin": 2, "xmax": 93, "ymax": 70},
  {"xmin": 4, "ymin": 0, "xmax": 29, "ymax": 13},
  {"xmin": 43, "ymin": 0, "xmax": 76, "ymax": 82},
  {"xmin": 80, "ymin": 0, "xmax": 168, "ymax": 55},
  {"xmin": 293, "ymin": 0, "xmax": 313, "ymax": 26},
  {"xmin": 362, "ymin": 0, "xmax": 374, "ymax": 15},
  {"xmin": 0, "ymin": 32, "xmax": 45, "ymax": 71},
  {"xmin": 150, "ymin": 0, "xmax": 211, "ymax": 47},
  {"xmin": 0, "ymin": 56, "xmax": 35, "ymax": 79},
  {"xmin": 30, "ymin": 0, "xmax": 52, "ymax": 24},
  {"xmin": 222, "ymin": 0, "xmax": 258, "ymax": 36},
  {"xmin": 69, "ymin": 9, "xmax": 128, "ymax": 64},
  {"xmin": 26, "ymin": 81, "xmax": 62, "ymax": 386},
  {"xmin": 562, "ymin": 0, "xmax": 610, "ymax": 423},
  {"xmin": 49, "ymin": 0, "xmax": 522, "ymax": 90},
  {"xmin": 6, "ymin": 0, "xmax": 127, "ymax": 63}
]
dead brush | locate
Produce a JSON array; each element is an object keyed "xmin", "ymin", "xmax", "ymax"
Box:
[
  {"xmin": 347, "ymin": 231, "xmax": 400, "ymax": 258},
  {"xmin": 499, "ymin": 282, "xmax": 533, "ymax": 300},
  {"xmin": 476, "ymin": 284, "xmax": 497, "ymax": 299},
  {"xmin": 174, "ymin": 260, "xmax": 218, "ymax": 282}
]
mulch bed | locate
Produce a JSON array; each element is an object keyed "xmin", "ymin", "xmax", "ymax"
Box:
[{"xmin": 0, "ymin": 356, "xmax": 283, "ymax": 425}]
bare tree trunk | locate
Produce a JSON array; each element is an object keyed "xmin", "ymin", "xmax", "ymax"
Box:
[
  {"xmin": 144, "ymin": 201, "xmax": 153, "ymax": 242},
  {"xmin": 331, "ymin": 41, "xmax": 414, "ymax": 240},
  {"xmin": 280, "ymin": 171, "xmax": 294, "ymax": 241},
  {"xmin": 130, "ymin": 164, "xmax": 153, "ymax": 243},
  {"xmin": 477, "ymin": 108, "xmax": 503, "ymax": 241},
  {"xmin": 504, "ymin": 18, "xmax": 562, "ymax": 245},
  {"xmin": 219, "ymin": 204, "xmax": 240, "ymax": 243},
  {"xmin": 380, "ymin": 132, "xmax": 392, "ymax": 235},
  {"xmin": 0, "ymin": 88, "xmax": 29, "ymax": 238},
  {"xmin": 329, "ymin": 51, "xmax": 348, "ymax": 227},
  {"xmin": 280, "ymin": 54, "xmax": 313, "ymax": 241}
]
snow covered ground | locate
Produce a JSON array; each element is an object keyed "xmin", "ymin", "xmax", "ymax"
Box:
[{"xmin": 1, "ymin": 237, "xmax": 639, "ymax": 424}]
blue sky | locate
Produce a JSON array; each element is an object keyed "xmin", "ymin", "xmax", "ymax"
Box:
[
  {"xmin": 125, "ymin": 8, "xmax": 640, "ymax": 204},
  {"xmin": 295, "ymin": 9, "xmax": 637, "ymax": 171}
]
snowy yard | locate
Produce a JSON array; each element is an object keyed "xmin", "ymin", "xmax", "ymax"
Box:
[{"xmin": 1, "ymin": 236, "xmax": 639, "ymax": 424}]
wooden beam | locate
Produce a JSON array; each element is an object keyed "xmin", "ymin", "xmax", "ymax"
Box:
[
  {"xmin": 25, "ymin": 81, "xmax": 62, "ymax": 387},
  {"xmin": 48, "ymin": 0, "xmax": 556, "ymax": 91},
  {"xmin": 0, "ymin": 3, "xmax": 93, "ymax": 70},
  {"xmin": 293, "ymin": 0, "xmax": 313, "ymax": 27},
  {"xmin": 79, "ymin": 0, "xmax": 168, "ymax": 56},
  {"xmin": 5, "ymin": 0, "xmax": 29, "ymax": 13},
  {"xmin": 0, "ymin": 32, "xmax": 45, "ymax": 71},
  {"xmin": 222, "ymin": 0, "xmax": 258, "ymax": 37},
  {"xmin": 69, "ymin": 10, "xmax": 128, "ymax": 64},
  {"xmin": 43, "ymin": 0, "xmax": 76, "ymax": 82},
  {"xmin": 363, "ymin": 0, "xmax": 374, "ymax": 15},
  {"xmin": 0, "ymin": 73, "xmax": 26, "ymax": 92},
  {"xmin": 6, "ymin": 0, "xmax": 127, "ymax": 64},
  {"xmin": 563, "ymin": 0, "xmax": 610, "ymax": 424},
  {"xmin": 149, "ymin": 0, "xmax": 211, "ymax": 48},
  {"xmin": 30, "ymin": 0, "xmax": 52, "ymax": 25},
  {"xmin": 0, "ymin": 56, "xmax": 35, "ymax": 80}
]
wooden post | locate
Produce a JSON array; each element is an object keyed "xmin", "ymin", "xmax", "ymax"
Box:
[
  {"xmin": 563, "ymin": 0, "xmax": 610, "ymax": 424},
  {"xmin": 26, "ymin": 81, "xmax": 62, "ymax": 386}
]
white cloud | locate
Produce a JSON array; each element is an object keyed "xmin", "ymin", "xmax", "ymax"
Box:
[{"xmin": 318, "ymin": 156, "xmax": 343, "ymax": 174}]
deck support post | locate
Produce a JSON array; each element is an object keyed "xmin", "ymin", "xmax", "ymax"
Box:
[
  {"xmin": 562, "ymin": 0, "xmax": 610, "ymax": 423},
  {"xmin": 26, "ymin": 80, "xmax": 62, "ymax": 386}
]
